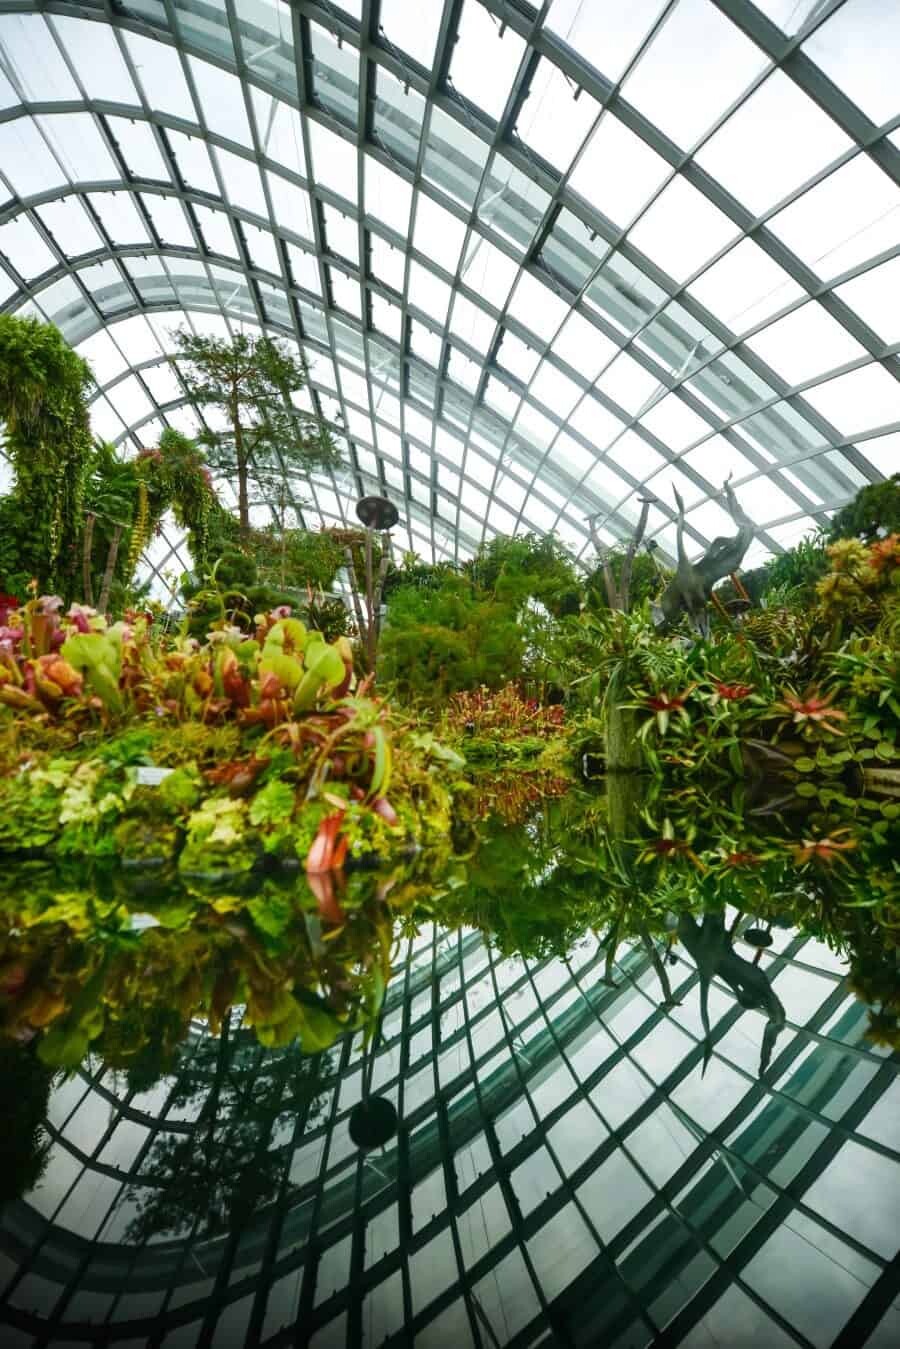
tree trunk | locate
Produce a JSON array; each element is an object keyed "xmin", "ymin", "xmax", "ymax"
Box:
[
  {"xmin": 233, "ymin": 406, "xmax": 249, "ymax": 532},
  {"xmin": 97, "ymin": 524, "xmax": 123, "ymax": 616},
  {"xmin": 605, "ymin": 700, "xmax": 643, "ymax": 772},
  {"xmin": 82, "ymin": 512, "xmax": 96, "ymax": 605},
  {"xmin": 364, "ymin": 527, "xmax": 376, "ymax": 674}
]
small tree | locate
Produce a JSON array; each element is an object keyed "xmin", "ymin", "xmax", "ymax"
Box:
[{"xmin": 171, "ymin": 329, "xmax": 341, "ymax": 533}]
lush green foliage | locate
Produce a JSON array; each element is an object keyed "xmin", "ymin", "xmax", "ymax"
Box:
[
  {"xmin": 828, "ymin": 472, "xmax": 900, "ymax": 542},
  {"xmin": 379, "ymin": 571, "xmax": 524, "ymax": 702},
  {"xmin": 378, "ymin": 535, "xmax": 586, "ymax": 703}
]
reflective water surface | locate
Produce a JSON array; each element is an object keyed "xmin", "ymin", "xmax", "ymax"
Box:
[{"xmin": 1, "ymin": 784, "xmax": 898, "ymax": 1348}]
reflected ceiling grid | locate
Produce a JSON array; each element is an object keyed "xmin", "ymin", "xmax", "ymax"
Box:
[
  {"xmin": 0, "ymin": 0, "xmax": 897, "ymax": 579},
  {"xmin": 2, "ymin": 925, "xmax": 898, "ymax": 1345}
]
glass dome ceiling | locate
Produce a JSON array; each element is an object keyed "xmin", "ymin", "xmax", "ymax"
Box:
[{"xmin": 0, "ymin": 0, "xmax": 898, "ymax": 594}]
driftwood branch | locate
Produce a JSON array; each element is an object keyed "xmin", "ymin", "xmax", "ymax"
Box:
[
  {"xmin": 343, "ymin": 546, "xmax": 367, "ymax": 643},
  {"xmin": 619, "ymin": 498, "xmax": 651, "ymax": 612},
  {"xmin": 590, "ymin": 499, "xmax": 651, "ymax": 612},
  {"xmin": 97, "ymin": 524, "xmax": 123, "ymax": 616}
]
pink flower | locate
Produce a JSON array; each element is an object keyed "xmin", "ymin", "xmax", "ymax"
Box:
[
  {"xmin": 66, "ymin": 603, "xmax": 97, "ymax": 633},
  {"xmin": 37, "ymin": 594, "xmax": 64, "ymax": 615}
]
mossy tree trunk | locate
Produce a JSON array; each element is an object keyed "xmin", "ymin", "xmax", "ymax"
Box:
[{"xmin": 605, "ymin": 699, "xmax": 643, "ymax": 773}]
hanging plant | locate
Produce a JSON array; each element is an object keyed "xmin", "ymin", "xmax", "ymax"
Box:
[{"xmin": 0, "ymin": 315, "xmax": 94, "ymax": 597}]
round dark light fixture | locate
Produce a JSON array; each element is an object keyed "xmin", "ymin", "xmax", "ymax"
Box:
[
  {"xmin": 356, "ymin": 495, "xmax": 399, "ymax": 531},
  {"xmin": 743, "ymin": 927, "xmax": 774, "ymax": 948},
  {"xmin": 349, "ymin": 1096, "xmax": 399, "ymax": 1151}
]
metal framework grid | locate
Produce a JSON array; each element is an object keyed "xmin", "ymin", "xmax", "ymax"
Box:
[
  {"xmin": 0, "ymin": 0, "xmax": 898, "ymax": 603},
  {"xmin": 1, "ymin": 923, "xmax": 898, "ymax": 1346}
]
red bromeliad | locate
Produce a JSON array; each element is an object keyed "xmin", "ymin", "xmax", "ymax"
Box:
[
  {"xmin": 721, "ymin": 849, "xmax": 765, "ymax": 867},
  {"xmin": 777, "ymin": 686, "xmax": 847, "ymax": 736},
  {"xmin": 641, "ymin": 685, "xmax": 695, "ymax": 736},
  {"xmin": 711, "ymin": 680, "xmax": 754, "ymax": 703},
  {"xmin": 793, "ymin": 830, "xmax": 857, "ymax": 866}
]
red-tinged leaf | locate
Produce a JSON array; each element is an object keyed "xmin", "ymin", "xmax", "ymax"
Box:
[
  {"xmin": 307, "ymin": 871, "xmax": 346, "ymax": 923},
  {"xmin": 306, "ymin": 811, "xmax": 346, "ymax": 874}
]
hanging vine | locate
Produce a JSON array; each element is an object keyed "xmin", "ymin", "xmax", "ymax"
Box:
[{"xmin": 0, "ymin": 315, "xmax": 94, "ymax": 597}]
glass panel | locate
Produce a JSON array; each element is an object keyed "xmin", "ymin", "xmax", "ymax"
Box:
[
  {"xmin": 585, "ymin": 251, "xmax": 667, "ymax": 338},
  {"xmin": 168, "ymin": 131, "xmax": 218, "ymax": 194},
  {"xmin": 833, "ymin": 256, "xmax": 900, "ymax": 344},
  {"xmin": 686, "ymin": 238, "xmax": 803, "ymax": 335},
  {"xmin": 308, "ymin": 23, "xmax": 359, "ymax": 129},
  {"xmin": 422, "ymin": 105, "xmax": 490, "ymax": 210},
  {"xmin": 124, "ymin": 32, "xmax": 195, "ymax": 120},
  {"xmin": 544, "ymin": 0, "xmax": 668, "ymax": 85},
  {"xmin": 551, "ymin": 309, "xmax": 618, "ymax": 382},
  {"xmin": 801, "ymin": 362, "xmax": 900, "ymax": 434},
  {"xmin": 627, "ymin": 175, "xmax": 739, "ymax": 284},
  {"xmin": 0, "ymin": 117, "xmax": 68, "ymax": 198},
  {"xmin": 105, "ymin": 117, "xmax": 164, "ymax": 181},
  {"xmin": 322, "ymin": 203, "xmax": 359, "ymax": 265},
  {"xmin": 412, "ymin": 194, "xmax": 466, "ymax": 276},
  {"xmin": 307, "ymin": 122, "xmax": 358, "ymax": 203},
  {"xmin": 477, "ymin": 154, "xmax": 551, "ymax": 256},
  {"xmin": 515, "ymin": 60, "xmax": 599, "ymax": 174},
  {"xmin": 215, "ymin": 148, "xmax": 267, "ymax": 215},
  {"xmin": 569, "ymin": 112, "xmax": 670, "ymax": 226},
  {"xmin": 459, "ymin": 234, "xmax": 518, "ymax": 310},
  {"xmin": 695, "ymin": 71, "xmax": 851, "ymax": 216},
  {"xmin": 746, "ymin": 302, "xmax": 868, "ymax": 387},
  {"xmin": 52, "ymin": 16, "xmax": 138, "ymax": 104},
  {"xmin": 541, "ymin": 207, "xmax": 610, "ymax": 295},
  {"xmin": 373, "ymin": 66, "xmax": 425, "ymax": 168},
  {"xmin": 769, "ymin": 155, "xmax": 900, "ymax": 282},
  {"xmin": 449, "ymin": 0, "xmax": 526, "ymax": 123},
  {"xmin": 365, "ymin": 156, "xmax": 412, "ymax": 236},
  {"xmin": 803, "ymin": 0, "xmax": 900, "ymax": 126},
  {"xmin": 253, "ymin": 91, "xmax": 307, "ymax": 176},
  {"xmin": 189, "ymin": 58, "xmax": 252, "ymax": 147},
  {"xmin": 622, "ymin": 0, "xmax": 769, "ymax": 148},
  {"xmin": 506, "ymin": 268, "xmax": 569, "ymax": 344},
  {"xmin": 87, "ymin": 191, "xmax": 151, "ymax": 246},
  {"xmin": 379, "ymin": 0, "xmax": 442, "ymax": 70},
  {"xmin": 0, "ymin": 14, "xmax": 79, "ymax": 101}
]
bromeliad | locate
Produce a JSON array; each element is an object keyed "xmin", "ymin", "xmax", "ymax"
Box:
[
  {"xmin": 636, "ymin": 685, "xmax": 696, "ymax": 738},
  {"xmin": 775, "ymin": 686, "xmax": 848, "ymax": 737},
  {"xmin": 792, "ymin": 829, "xmax": 857, "ymax": 867}
]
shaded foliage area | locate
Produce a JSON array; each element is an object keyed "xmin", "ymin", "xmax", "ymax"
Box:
[{"xmin": 0, "ymin": 1042, "xmax": 54, "ymax": 1206}]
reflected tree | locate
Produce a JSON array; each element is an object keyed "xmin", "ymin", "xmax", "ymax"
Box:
[{"xmin": 123, "ymin": 1023, "xmax": 332, "ymax": 1243}]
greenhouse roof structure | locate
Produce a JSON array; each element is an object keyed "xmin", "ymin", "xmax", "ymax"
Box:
[{"xmin": 0, "ymin": 0, "xmax": 898, "ymax": 594}]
